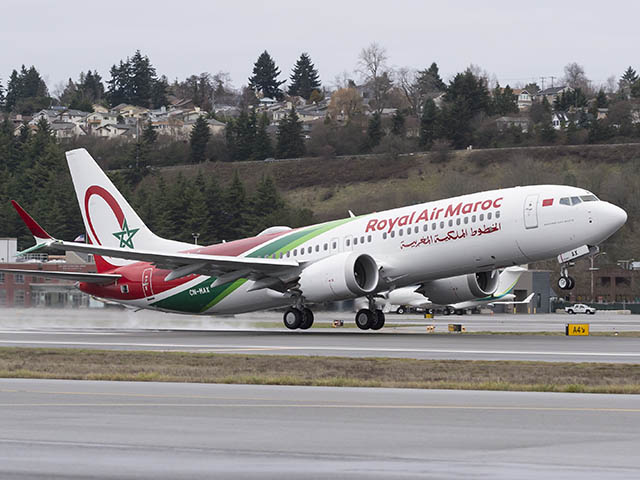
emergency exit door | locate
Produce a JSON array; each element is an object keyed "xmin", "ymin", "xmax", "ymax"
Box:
[
  {"xmin": 523, "ymin": 194, "xmax": 539, "ymax": 229},
  {"xmin": 142, "ymin": 267, "xmax": 154, "ymax": 299}
]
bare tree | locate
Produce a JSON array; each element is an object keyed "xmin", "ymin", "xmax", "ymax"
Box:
[
  {"xmin": 397, "ymin": 68, "xmax": 421, "ymax": 115},
  {"xmin": 563, "ymin": 62, "xmax": 592, "ymax": 93},
  {"xmin": 357, "ymin": 42, "xmax": 393, "ymax": 113}
]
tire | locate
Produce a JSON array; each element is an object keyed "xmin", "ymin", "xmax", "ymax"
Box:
[
  {"xmin": 567, "ymin": 309, "xmax": 574, "ymax": 315},
  {"xmin": 396, "ymin": 306, "xmax": 406, "ymax": 315},
  {"xmin": 355, "ymin": 309, "xmax": 374, "ymax": 330},
  {"xmin": 283, "ymin": 307, "xmax": 302, "ymax": 329},
  {"xmin": 299, "ymin": 308, "xmax": 314, "ymax": 329},
  {"xmin": 371, "ymin": 310, "xmax": 385, "ymax": 330},
  {"xmin": 567, "ymin": 276, "xmax": 575, "ymax": 290},
  {"xmin": 558, "ymin": 277, "xmax": 569, "ymax": 290},
  {"xmin": 443, "ymin": 307, "xmax": 451, "ymax": 316},
  {"xmin": 588, "ymin": 310, "xmax": 595, "ymax": 315}
]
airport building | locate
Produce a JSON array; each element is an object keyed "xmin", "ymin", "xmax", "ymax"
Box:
[{"xmin": 0, "ymin": 238, "xmax": 96, "ymax": 308}]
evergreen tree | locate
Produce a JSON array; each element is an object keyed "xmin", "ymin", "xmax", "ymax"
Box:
[
  {"xmin": 276, "ymin": 108, "xmax": 305, "ymax": 159},
  {"xmin": 364, "ymin": 112, "xmax": 383, "ymax": 151},
  {"xmin": 0, "ymin": 80, "xmax": 5, "ymax": 111},
  {"xmin": 416, "ymin": 62, "xmax": 446, "ymax": 94},
  {"xmin": 203, "ymin": 176, "xmax": 223, "ymax": 241},
  {"xmin": 142, "ymin": 119, "xmax": 158, "ymax": 145},
  {"xmin": 391, "ymin": 110, "xmax": 406, "ymax": 136},
  {"xmin": 253, "ymin": 112, "xmax": 273, "ymax": 160},
  {"xmin": 252, "ymin": 175, "xmax": 285, "ymax": 232},
  {"xmin": 106, "ymin": 51, "xmax": 166, "ymax": 108},
  {"xmin": 220, "ymin": 171, "xmax": 251, "ymax": 240},
  {"xmin": 595, "ymin": 89, "xmax": 609, "ymax": 108},
  {"xmin": 492, "ymin": 84, "xmax": 519, "ymax": 115},
  {"xmin": 248, "ymin": 51, "xmax": 285, "ymax": 100},
  {"xmin": 419, "ymin": 98, "xmax": 438, "ymax": 148},
  {"xmin": 189, "ymin": 116, "xmax": 211, "ymax": 163},
  {"xmin": 226, "ymin": 109, "xmax": 256, "ymax": 161},
  {"xmin": 288, "ymin": 53, "xmax": 321, "ymax": 100},
  {"xmin": 4, "ymin": 66, "xmax": 50, "ymax": 114}
]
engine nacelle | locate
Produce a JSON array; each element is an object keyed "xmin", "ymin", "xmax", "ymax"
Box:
[
  {"xmin": 298, "ymin": 252, "xmax": 379, "ymax": 303},
  {"xmin": 419, "ymin": 270, "xmax": 500, "ymax": 305}
]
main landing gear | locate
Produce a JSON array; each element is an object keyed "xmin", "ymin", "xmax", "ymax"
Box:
[
  {"xmin": 355, "ymin": 296, "xmax": 385, "ymax": 331},
  {"xmin": 283, "ymin": 306, "xmax": 314, "ymax": 330}
]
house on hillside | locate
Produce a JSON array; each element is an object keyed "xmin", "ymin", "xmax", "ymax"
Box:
[
  {"xmin": 537, "ymin": 86, "xmax": 573, "ymax": 105},
  {"xmin": 85, "ymin": 112, "xmax": 119, "ymax": 134},
  {"xmin": 95, "ymin": 123, "xmax": 136, "ymax": 139},
  {"xmin": 551, "ymin": 111, "xmax": 570, "ymax": 130},
  {"xmin": 50, "ymin": 122, "xmax": 86, "ymax": 140},
  {"xmin": 512, "ymin": 89, "xmax": 533, "ymax": 111},
  {"xmin": 110, "ymin": 104, "xmax": 149, "ymax": 119}
]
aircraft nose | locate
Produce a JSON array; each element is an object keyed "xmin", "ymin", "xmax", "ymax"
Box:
[{"xmin": 602, "ymin": 203, "xmax": 627, "ymax": 233}]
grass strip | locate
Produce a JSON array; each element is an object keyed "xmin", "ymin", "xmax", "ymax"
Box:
[{"xmin": 0, "ymin": 347, "xmax": 638, "ymax": 394}]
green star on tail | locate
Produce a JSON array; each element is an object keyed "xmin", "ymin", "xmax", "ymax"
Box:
[{"xmin": 112, "ymin": 219, "xmax": 139, "ymax": 249}]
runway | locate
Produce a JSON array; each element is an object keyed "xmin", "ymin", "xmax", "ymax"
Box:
[
  {"xmin": 2, "ymin": 328, "xmax": 640, "ymax": 363},
  {"xmin": 1, "ymin": 379, "xmax": 639, "ymax": 479}
]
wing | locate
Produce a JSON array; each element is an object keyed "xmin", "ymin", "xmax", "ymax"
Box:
[
  {"xmin": 12, "ymin": 201, "xmax": 300, "ymax": 287},
  {"xmin": 0, "ymin": 268, "xmax": 120, "ymax": 285}
]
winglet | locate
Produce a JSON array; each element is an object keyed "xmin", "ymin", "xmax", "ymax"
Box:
[{"xmin": 11, "ymin": 200, "xmax": 53, "ymax": 242}]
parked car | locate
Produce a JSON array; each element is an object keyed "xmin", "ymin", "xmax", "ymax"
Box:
[{"xmin": 565, "ymin": 304, "xmax": 596, "ymax": 315}]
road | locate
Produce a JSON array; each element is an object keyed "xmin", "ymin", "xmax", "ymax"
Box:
[{"xmin": 1, "ymin": 379, "xmax": 638, "ymax": 479}]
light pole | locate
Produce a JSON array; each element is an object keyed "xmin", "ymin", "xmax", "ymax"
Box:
[
  {"xmin": 589, "ymin": 251, "xmax": 606, "ymax": 303},
  {"xmin": 192, "ymin": 233, "xmax": 200, "ymax": 245}
]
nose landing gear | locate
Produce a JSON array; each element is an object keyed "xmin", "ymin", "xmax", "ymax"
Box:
[{"xmin": 557, "ymin": 264, "xmax": 575, "ymax": 290}]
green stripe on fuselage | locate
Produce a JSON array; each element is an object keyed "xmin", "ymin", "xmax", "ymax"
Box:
[{"xmin": 151, "ymin": 216, "xmax": 358, "ymax": 313}]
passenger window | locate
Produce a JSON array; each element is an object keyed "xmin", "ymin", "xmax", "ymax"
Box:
[
  {"xmin": 414, "ymin": 226, "xmax": 419, "ymax": 234},
  {"xmin": 383, "ymin": 232, "xmax": 387, "ymax": 240},
  {"xmin": 293, "ymin": 249, "xmax": 297, "ymax": 256},
  {"xmin": 496, "ymin": 211, "xmax": 501, "ymax": 219},
  {"xmin": 279, "ymin": 252, "xmax": 283, "ymax": 258},
  {"xmin": 480, "ymin": 214, "xmax": 484, "ymax": 221},
  {"xmin": 406, "ymin": 228, "xmax": 411, "ymax": 235},
  {"xmin": 571, "ymin": 196, "xmax": 582, "ymax": 205},
  {"xmin": 472, "ymin": 215, "xmax": 476, "ymax": 222},
  {"xmin": 286, "ymin": 251, "xmax": 290, "ymax": 257},
  {"xmin": 315, "ymin": 245, "xmax": 319, "ymax": 252},
  {"xmin": 487, "ymin": 212, "xmax": 492, "ymax": 220},
  {"xmin": 308, "ymin": 246, "xmax": 312, "ymax": 254},
  {"xmin": 367, "ymin": 235, "xmax": 372, "ymax": 242},
  {"xmin": 440, "ymin": 221, "xmax": 444, "ymax": 228},
  {"xmin": 432, "ymin": 223, "xmax": 436, "ymax": 230},
  {"xmin": 332, "ymin": 242, "xmax": 337, "ymax": 249},
  {"xmin": 456, "ymin": 218, "xmax": 461, "ymax": 226},
  {"xmin": 399, "ymin": 229, "xmax": 403, "ymax": 237},
  {"xmin": 464, "ymin": 217, "xmax": 469, "ymax": 224},
  {"xmin": 360, "ymin": 236, "xmax": 365, "ymax": 243},
  {"xmin": 559, "ymin": 197, "xmax": 570, "ymax": 206},
  {"xmin": 354, "ymin": 237, "xmax": 358, "ymax": 245},
  {"xmin": 448, "ymin": 219, "xmax": 453, "ymax": 227},
  {"xmin": 423, "ymin": 224, "xmax": 428, "ymax": 232},
  {"xmin": 324, "ymin": 243, "xmax": 328, "ymax": 251},
  {"xmin": 346, "ymin": 239, "xmax": 350, "ymax": 247},
  {"xmin": 391, "ymin": 231, "xmax": 395, "ymax": 238}
]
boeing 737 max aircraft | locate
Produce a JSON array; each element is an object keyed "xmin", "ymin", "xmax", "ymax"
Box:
[{"xmin": 2, "ymin": 148, "xmax": 627, "ymax": 331}]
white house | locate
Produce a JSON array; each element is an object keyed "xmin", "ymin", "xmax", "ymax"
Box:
[{"xmin": 85, "ymin": 112, "xmax": 119, "ymax": 133}]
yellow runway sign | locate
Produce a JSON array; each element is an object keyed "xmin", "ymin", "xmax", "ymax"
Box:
[{"xmin": 566, "ymin": 324, "xmax": 589, "ymax": 336}]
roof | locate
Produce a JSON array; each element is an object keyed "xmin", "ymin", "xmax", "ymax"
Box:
[{"xmin": 539, "ymin": 86, "xmax": 569, "ymax": 95}]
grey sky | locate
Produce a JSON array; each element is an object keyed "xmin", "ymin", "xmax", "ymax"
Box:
[{"xmin": 2, "ymin": 0, "xmax": 638, "ymax": 94}]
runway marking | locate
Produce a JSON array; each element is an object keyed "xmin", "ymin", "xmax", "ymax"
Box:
[
  {"xmin": 1, "ymin": 339, "xmax": 639, "ymax": 358},
  {"xmin": 0, "ymin": 402, "xmax": 639, "ymax": 412}
]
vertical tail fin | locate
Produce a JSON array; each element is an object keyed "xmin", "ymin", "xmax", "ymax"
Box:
[{"xmin": 65, "ymin": 148, "xmax": 190, "ymax": 270}]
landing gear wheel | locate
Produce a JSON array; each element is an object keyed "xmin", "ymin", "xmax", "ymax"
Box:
[
  {"xmin": 558, "ymin": 276, "xmax": 575, "ymax": 290},
  {"xmin": 283, "ymin": 307, "xmax": 302, "ymax": 330},
  {"xmin": 396, "ymin": 306, "xmax": 406, "ymax": 315},
  {"xmin": 443, "ymin": 307, "xmax": 452, "ymax": 316},
  {"xmin": 355, "ymin": 309, "xmax": 374, "ymax": 330},
  {"xmin": 299, "ymin": 308, "xmax": 314, "ymax": 330},
  {"xmin": 370, "ymin": 310, "xmax": 385, "ymax": 330}
]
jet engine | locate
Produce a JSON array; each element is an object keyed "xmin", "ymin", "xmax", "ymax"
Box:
[
  {"xmin": 419, "ymin": 270, "xmax": 500, "ymax": 305},
  {"xmin": 298, "ymin": 252, "xmax": 379, "ymax": 303}
]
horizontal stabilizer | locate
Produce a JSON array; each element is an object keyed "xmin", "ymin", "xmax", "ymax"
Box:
[{"xmin": 0, "ymin": 268, "xmax": 120, "ymax": 285}]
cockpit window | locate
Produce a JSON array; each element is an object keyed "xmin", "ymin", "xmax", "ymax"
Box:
[
  {"xmin": 570, "ymin": 196, "xmax": 582, "ymax": 205},
  {"xmin": 559, "ymin": 197, "xmax": 571, "ymax": 206},
  {"xmin": 580, "ymin": 195, "xmax": 598, "ymax": 202}
]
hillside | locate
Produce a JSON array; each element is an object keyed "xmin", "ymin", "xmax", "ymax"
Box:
[{"xmin": 139, "ymin": 143, "xmax": 640, "ymax": 263}]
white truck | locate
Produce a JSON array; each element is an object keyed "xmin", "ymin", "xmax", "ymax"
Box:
[{"xmin": 565, "ymin": 303, "xmax": 596, "ymax": 315}]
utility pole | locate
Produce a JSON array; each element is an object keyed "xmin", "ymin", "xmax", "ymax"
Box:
[
  {"xmin": 540, "ymin": 77, "xmax": 546, "ymax": 90},
  {"xmin": 549, "ymin": 76, "xmax": 556, "ymax": 88},
  {"xmin": 590, "ymin": 251, "xmax": 606, "ymax": 302}
]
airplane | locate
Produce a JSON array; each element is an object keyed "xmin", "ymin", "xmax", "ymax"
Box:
[
  {"xmin": 1, "ymin": 148, "xmax": 627, "ymax": 331},
  {"xmin": 367, "ymin": 266, "xmax": 535, "ymax": 315}
]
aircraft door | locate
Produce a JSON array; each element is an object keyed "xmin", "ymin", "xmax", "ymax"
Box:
[
  {"xmin": 142, "ymin": 267, "xmax": 154, "ymax": 299},
  {"xmin": 523, "ymin": 194, "xmax": 539, "ymax": 229}
]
